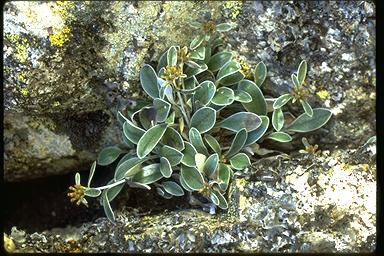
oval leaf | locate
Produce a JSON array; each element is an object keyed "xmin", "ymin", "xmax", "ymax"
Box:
[
  {"xmin": 238, "ymin": 79, "xmax": 267, "ymax": 115},
  {"xmin": 75, "ymin": 172, "xmax": 81, "ymax": 185},
  {"xmin": 211, "ymin": 87, "xmax": 234, "ymax": 106},
  {"xmin": 219, "ymin": 71, "xmax": 244, "ymax": 86},
  {"xmin": 207, "ymin": 52, "xmax": 232, "ymax": 72},
  {"xmin": 216, "ymin": 23, "xmax": 232, "ymax": 32},
  {"xmin": 140, "ymin": 64, "xmax": 159, "ymax": 99},
  {"xmin": 291, "ymin": 74, "xmax": 300, "ymax": 88},
  {"xmin": 167, "ymin": 46, "xmax": 177, "ymax": 66},
  {"xmin": 218, "ymin": 163, "xmax": 231, "ymax": 191},
  {"xmin": 244, "ymin": 116, "xmax": 269, "ymax": 146},
  {"xmin": 123, "ymin": 120, "xmax": 145, "ymax": 144},
  {"xmin": 181, "ymin": 141, "xmax": 197, "ymax": 167},
  {"xmin": 216, "ymin": 60, "xmax": 241, "ymax": 83},
  {"xmin": 210, "ymin": 191, "xmax": 220, "ymax": 206},
  {"xmin": 154, "ymin": 98, "xmax": 171, "ymax": 123},
  {"xmin": 190, "ymin": 107, "xmax": 216, "ymax": 133},
  {"xmin": 218, "ymin": 112, "xmax": 261, "ymax": 132},
  {"xmin": 161, "ymin": 127, "xmax": 185, "ymax": 151},
  {"xmin": 160, "ymin": 145, "xmax": 183, "ymax": 166},
  {"xmin": 97, "ymin": 146, "xmax": 124, "ymax": 166},
  {"xmin": 139, "ymin": 107, "xmax": 157, "ymax": 130},
  {"xmin": 132, "ymin": 163, "xmax": 163, "ymax": 184},
  {"xmin": 137, "ymin": 124, "xmax": 168, "ymax": 159},
  {"xmin": 273, "ymin": 93, "xmax": 293, "ymax": 109},
  {"xmin": 85, "ymin": 188, "xmax": 101, "ymax": 197},
  {"xmin": 162, "ymin": 181, "xmax": 184, "ymax": 196},
  {"xmin": 204, "ymin": 153, "xmax": 219, "ymax": 178},
  {"xmin": 114, "ymin": 157, "xmax": 147, "ymax": 180},
  {"xmin": 297, "ymin": 60, "xmax": 307, "ymax": 86},
  {"xmin": 194, "ymin": 81, "xmax": 216, "ymax": 107},
  {"xmin": 267, "ymin": 132, "xmax": 292, "ymax": 142},
  {"xmin": 87, "ymin": 161, "xmax": 97, "ymax": 187},
  {"xmin": 225, "ymin": 128, "xmax": 247, "ymax": 158},
  {"xmin": 284, "ymin": 108, "xmax": 332, "ymax": 132},
  {"xmin": 190, "ymin": 34, "xmax": 205, "ymax": 50},
  {"xmin": 160, "ymin": 157, "xmax": 172, "ymax": 178},
  {"xmin": 229, "ymin": 153, "xmax": 251, "ymax": 170},
  {"xmin": 234, "ymin": 90, "xmax": 252, "ymax": 103},
  {"xmin": 254, "ymin": 61, "xmax": 267, "ymax": 86},
  {"xmin": 189, "ymin": 127, "xmax": 209, "ymax": 156},
  {"xmin": 104, "ymin": 180, "xmax": 124, "ymax": 202},
  {"xmin": 102, "ymin": 192, "xmax": 115, "ymax": 222},
  {"xmin": 204, "ymin": 134, "xmax": 222, "ymax": 156},
  {"xmin": 272, "ymin": 108, "xmax": 284, "ymax": 132},
  {"xmin": 179, "ymin": 172, "xmax": 194, "ymax": 192},
  {"xmin": 157, "ymin": 50, "xmax": 167, "ymax": 73},
  {"xmin": 180, "ymin": 165, "xmax": 205, "ymax": 190},
  {"xmin": 190, "ymin": 46, "xmax": 205, "ymax": 60},
  {"xmin": 300, "ymin": 100, "xmax": 313, "ymax": 117},
  {"xmin": 185, "ymin": 63, "xmax": 208, "ymax": 78},
  {"xmin": 212, "ymin": 189, "xmax": 228, "ymax": 209}
]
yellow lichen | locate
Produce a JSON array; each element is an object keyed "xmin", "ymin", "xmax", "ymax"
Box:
[
  {"xmin": 20, "ymin": 88, "xmax": 29, "ymax": 96},
  {"xmin": 52, "ymin": 101, "xmax": 61, "ymax": 107},
  {"xmin": 224, "ymin": 1, "xmax": 244, "ymax": 20},
  {"xmin": 6, "ymin": 34, "xmax": 29, "ymax": 62},
  {"xmin": 316, "ymin": 89, "xmax": 329, "ymax": 100},
  {"xmin": 4, "ymin": 234, "xmax": 15, "ymax": 253},
  {"xmin": 49, "ymin": 25, "xmax": 71, "ymax": 47},
  {"xmin": 238, "ymin": 59, "xmax": 253, "ymax": 79}
]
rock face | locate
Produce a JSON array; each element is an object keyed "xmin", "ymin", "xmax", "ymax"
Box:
[{"xmin": 3, "ymin": 0, "xmax": 376, "ymax": 253}]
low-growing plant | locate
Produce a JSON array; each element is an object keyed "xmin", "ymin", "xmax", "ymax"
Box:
[{"xmin": 68, "ymin": 20, "xmax": 332, "ymax": 222}]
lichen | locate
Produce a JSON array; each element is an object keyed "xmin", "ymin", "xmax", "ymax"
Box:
[
  {"xmin": 223, "ymin": 1, "xmax": 244, "ymax": 20},
  {"xmin": 49, "ymin": 25, "xmax": 71, "ymax": 47},
  {"xmin": 317, "ymin": 89, "xmax": 330, "ymax": 100}
]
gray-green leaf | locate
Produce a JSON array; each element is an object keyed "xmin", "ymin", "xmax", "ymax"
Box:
[
  {"xmin": 254, "ymin": 61, "xmax": 267, "ymax": 86},
  {"xmin": 114, "ymin": 157, "xmax": 147, "ymax": 180},
  {"xmin": 167, "ymin": 46, "xmax": 177, "ymax": 66},
  {"xmin": 185, "ymin": 63, "xmax": 208, "ymax": 78},
  {"xmin": 272, "ymin": 108, "xmax": 284, "ymax": 132},
  {"xmin": 190, "ymin": 34, "xmax": 205, "ymax": 50},
  {"xmin": 123, "ymin": 120, "xmax": 145, "ymax": 144},
  {"xmin": 162, "ymin": 181, "xmax": 184, "ymax": 196},
  {"xmin": 160, "ymin": 145, "xmax": 183, "ymax": 166},
  {"xmin": 160, "ymin": 157, "xmax": 172, "ymax": 178},
  {"xmin": 233, "ymin": 90, "xmax": 252, "ymax": 103},
  {"xmin": 284, "ymin": 108, "xmax": 332, "ymax": 132},
  {"xmin": 216, "ymin": 60, "xmax": 241, "ymax": 83},
  {"xmin": 190, "ymin": 107, "xmax": 216, "ymax": 133},
  {"xmin": 179, "ymin": 173, "xmax": 194, "ymax": 192},
  {"xmin": 75, "ymin": 172, "xmax": 81, "ymax": 185},
  {"xmin": 131, "ymin": 163, "xmax": 163, "ymax": 184},
  {"xmin": 140, "ymin": 64, "xmax": 159, "ymax": 99},
  {"xmin": 211, "ymin": 87, "xmax": 234, "ymax": 106},
  {"xmin": 267, "ymin": 132, "xmax": 292, "ymax": 142},
  {"xmin": 212, "ymin": 189, "xmax": 228, "ymax": 209},
  {"xmin": 218, "ymin": 163, "xmax": 231, "ymax": 191},
  {"xmin": 218, "ymin": 112, "xmax": 261, "ymax": 132},
  {"xmin": 154, "ymin": 98, "xmax": 171, "ymax": 123},
  {"xmin": 204, "ymin": 153, "xmax": 219, "ymax": 178},
  {"xmin": 273, "ymin": 94, "xmax": 293, "ymax": 109},
  {"xmin": 238, "ymin": 79, "xmax": 267, "ymax": 115},
  {"xmin": 194, "ymin": 81, "xmax": 216, "ymax": 107},
  {"xmin": 180, "ymin": 165, "xmax": 205, "ymax": 190},
  {"xmin": 244, "ymin": 116, "xmax": 269, "ymax": 146},
  {"xmin": 291, "ymin": 74, "xmax": 300, "ymax": 88},
  {"xmin": 102, "ymin": 192, "xmax": 115, "ymax": 222},
  {"xmin": 162, "ymin": 127, "xmax": 185, "ymax": 151},
  {"xmin": 87, "ymin": 161, "xmax": 97, "ymax": 187},
  {"xmin": 229, "ymin": 153, "xmax": 251, "ymax": 170},
  {"xmin": 216, "ymin": 23, "xmax": 232, "ymax": 32},
  {"xmin": 300, "ymin": 99, "xmax": 313, "ymax": 117},
  {"xmin": 204, "ymin": 134, "xmax": 222, "ymax": 156},
  {"xmin": 189, "ymin": 127, "xmax": 209, "ymax": 156},
  {"xmin": 207, "ymin": 52, "xmax": 232, "ymax": 72},
  {"xmin": 97, "ymin": 146, "xmax": 124, "ymax": 166},
  {"xmin": 225, "ymin": 128, "xmax": 247, "ymax": 158},
  {"xmin": 190, "ymin": 46, "xmax": 205, "ymax": 60},
  {"xmin": 181, "ymin": 141, "xmax": 197, "ymax": 167},
  {"xmin": 297, "ymin": 60, "xmax": 307, "ymax": 86},
  {"xmin": 84, "ymin": 188, "xmax": 101, "ymax": 197},
  {"xmin": 137, "ymin": 124, "xmax": 168, "ymax": 159}
]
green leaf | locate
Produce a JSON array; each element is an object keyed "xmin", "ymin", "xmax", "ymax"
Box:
[
  {"xmin": 137, "ymin": 124, "xmax": 168, "ymax": 159},
  {"xmin": 190, "ymin": 34, "xmax": 205, "ymax": 50},
  {"xmin": 229, "ymin": 153, "xmax": 251, "ymax": 170},
  {"xmin": 84, "ymin": 188, "xmax": 101, "ymax": 197},
  {"xmin": 104, "ymin": 180, "xmax": 124, "ymax": 202},
  {"xmin": 189, "ymin": 21, "xmax": 202, "ymax": 29},
  {"xmin": 195, "ymin": 153, "xmax": 207, "ymax": 173},
  {"xmin": 216, "ymin": 23, "xmax": 232, "ymax": 32},
  {"xmin": 216, "ymin": 60, "xmax": 241, "ymax": 83},
  {"xmin": 190, "ymin": 46, "xmax": 205, "ymax": 60},
  {"xmin": 219, "ymin": 71, "xmax": 244, "ymax": 86},
  {"xmin": 179, "ymin": 172, "xmax": 194, "ymax": 192},
  {"xmin": 211, "ymin": 87, "xmax": 234, "ymax": 106},
  {"xmin": 131, "ymin": 163, "xmax": 163, "ymax": 184},
  {"xmin": 204, "ymin": 44, "xmax": 211, "ymax": 63},
  {"xmin": 75, "ymin": 172, "xmax": 81, "ymax": 185},
  {"xmin": 116, "ymin": 153, "xmax": 135, "ymax": 169},
  {"xmin": 117, "ymin": 111, "xmax": 129, "ymax": 126},
  {"xmin": 140, "ymin": 64, "xmax": 159, "ymax": 99},
  {"xmin": 181, "ymin": 141, "xmax": 197, "ymax": 167},
  {"xmin": 114, "ymin": 157, "xmax": 147, "ymax": 180},
  {"xmin": 238, "ymin": 79, "xmax": 267, "ymax": 115},
  {"xmin": 154, "ymin": 98, "xmax": 171, "ymax": 123},
  {"xmin": 212, "ymin": 189, "xmax": 228, "ymax": 209},
  {"xmin": 138, "ymin": 107, "xmax": 156, "ymax": 130},
  {"xmin": 211, "ymin": 37, "xmax": 224, "ymax": 50},
  {"xmin": 297, "ymin": 60, "xmax": 307, "ymax": 86},
  {"xmin": 102, "ymin": 192, "xmax": 115, "ymax": 222},
  {"xmin": 122, "ymin": 131, "xmax": 135, "ymax": 148},
  {"xmin": 233, "ymin": 90, "xmax": 252, "ymax": 103},
  {"xmin": 162, "ymin": 127, "xmax": 185, "ymax": 151},
  {"xmin": 180, "ymin": 165, "xmax": 205, "ymax": 190},
  {"xmin": 156, "ymin": 187, "xmax": 173, "ymax": 199},
  {"xmin": 127, "ymin": 181, "xmax": 151, "ymax": 190},
  {"xmin": 167, "ymin": 46, "xmax": 177, "ymax": 66},
  {"xmin": 185, "ymin": 60, "xmax": 201, "ymax": 69},
  {"xmin": 272, "ymin": 108, "xmax": 284, "ymax": 132},
  {"xmin": 218, "ymin": 112, "xmax": 261, "ymax": 132},
  {"xmin": 300, "ymin": 100, "xmax": 313, "ymax": 117},
  {"xmin": 189, "ymin": 127, "xmax": 209, "ymax": 156},
  {"xmin": 123, "ymin": 120, "xmax": 145, "ymax": 145},
  {"xmin": 204, "ymin": 135, "xmax": 221, "ymax": 156},
  {"xmin": 267, "ymin": 132, "xmax": 292, "ymax": 142},
  {"xmin": 291, "ymin": 74, "xmax": 299, "ymax": 88},
  {"xmin": 160, "ymin": 157, "xmax": 172, "ymax": 178},
  {"xmin": 207, "ymin": 52, "xmax": 232, "ymax": 72},
  {"xmin": 97, "ymin": 146, "xmax": 124, "ymax": 166},
  {"xmin": 162, "ymin": 181, "xmax": 184, "ymax": 196},
  {"xmin": 204, "ymin": 153, "xmax": 219, "ymax": 178},
  {"xmin": 185, "ymin": 63, "xmax": 208, "ymax": 78},
  {"xmin": 273, "ymin": 94, "xmax": 293, "ymax": 109},
  {"xmin": 284, "ymin": 108, "xmax": 332, "ymax": 132},
  {"xmin": 225, "ymin": 128, "xmax": 247, "ymax": 158},
  {"xmin": 157, "ymin": 50, "xmax": 167, "ymax": 74},
  {"xmin": 165, "ymin": 111, "xmax": 175, "ymax": 125},
  {"xmin": 218, "ymin": 163, "xmax": 231, "ymax": 191},
  {"xmin": 254, "ymin": 61, "xmax": 267, "ymax": 86},
  {"xmin": 183, "ymin": 76, "xmax": 197, "ymax": 91},
  {"xmin": 160, "ymin": 145, "xmax": 183, "ymax": 166},
  {"xmin": 210, "ymin": 191, "xmax": 219, "ymax": 206},
  {"xmin": 87, "ymin": 161, "xmax": 97, "ymax": 187},
  {"xmin": 190, "ymin": 107, "xmax": 216, "ymax": 133},
  {"xmin": 194, "ymin": 81, "xmax": 216, "ymax": 107},
  {"xmin": 244, "ymin": 116, "xmax": 269, "ymax": 146}
]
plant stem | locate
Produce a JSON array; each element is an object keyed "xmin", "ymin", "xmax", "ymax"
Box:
[
  {"xmin": 176, "ymin": 91, "xmax": 190, "ymax": 127},
  {"xmin": 91, "ymin": 179, "xmax": 126, "ymax": 190}
]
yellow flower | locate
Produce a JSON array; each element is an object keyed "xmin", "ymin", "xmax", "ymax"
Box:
[{"xmin": 316, "ymin": 89, "xmax": 329, "ymax": 100}]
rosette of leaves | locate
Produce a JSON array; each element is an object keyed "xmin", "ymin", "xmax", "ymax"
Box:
[{"xmin": 68, "ymin": 22, "xmax": 332, "ymax": 222}]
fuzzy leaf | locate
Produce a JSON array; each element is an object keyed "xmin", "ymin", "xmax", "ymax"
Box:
[
  {"xmin": 218, "ymin": 163, "xmax": 231, "ymax": 191},
  {"xmin": 185, "ymin": 63, "xmax": 208, "ymax": 78},
  {"xmin": 195, "ymin": 153, "xmax": 207, "ymax": 173},
  {"xmin": 229, "ymin": 153, "xmax": 251, "ymax": 170},
  {"xmin": 210, "ymin": 191, "xmax": 219, "ymax": 206},
  {"xmin": 285, "ymin": 108, "xmax": 332, "ymax": 132},
  {"xmin": 75, "ymin": 172, "xmax": 81, "ymax": 185},
  {"xmin": 218, "ymin": 112, "xmax": 261, "ymax": 132},
  {"xmin": 190, "ymin": 107, "xmax": 216, "ymax": 133},
  {"xmin": 212, "ymin": 189, "xmax": 228, "ymax": 209},
  {"xmin": 114, "ymin": 157, "xmax": 147, "ymax": 180},
  {"xmin": 157, "ymin": 50, "xmax": 167, "ymax": 74},
  {"xmin": 102, "ymin": 192, "xmax": 115, "ymax": 222},
  {"xmin": 238, "ymin": 79, "xmax": 267, "ymax": 115},
  {"xmin": 216, "ymin": 60, "xmax": 241, "ymax": 83},
  {"xmin": 190, "ymin": 34, "xmax": 205, "ymax": 50},
  {"xmin": 225, "ymin": 128, "xmax": 247, "ymax": 158},
  {"xmin": 234, "ymin": 90, "xmax": 252, "ymax": 103},
  {"xmin": 219, "ymin": 71, "xmax": 244, "ymax": 86},
  {"xmin": 300, "ymin": 99, "xmax": 313, "ymax": 117},
  {"xmin": 179, "ymin": 173, "xmax": 194, "ymax": 192},
  {"xmin": 123, "ymin": 120, "xmax": 145, "ymax": 144},
  {"xmin": 162, "ymin": 181, "xmax": 184, "ymax": 196},
  {"xmin": 189, "ymin": 127, "xmax": 209, "ymax": 156},
  {"xmin": 132, "ymin": 163, "xmax": 163, "ymax": 184},
  {"xmin": 139, "ymin": 107, "xmax": 157, "ymax": 130},
  {"xmin": 194, "ymin": 81, "xmax": 216, "ymax": 107},
  {"xmin": 85, "ymin": 188, "xmax": 101, "ymax": 197},
  {"xmin": 272, "ymin": 108, "xmax": 284, "ymax": 132},
  {"xmin": 204, "ymin": 134, "xmax": 222, "ymax": 156},
  {"xmin": 190, "ymin": 46, "xmax": 205, "ymax": 60},
  {"xmin": 181, "ymin": 141, "xmax": 197, "ymax": 167},
  {"xmin": 160, "ymin": 157, "xmax": 172, "ymax": 178},
  {"xmin": 291, "ymin": 74, "xmax": 300, "ymax": 88},
  {"xmin": 207, "ymin": 52, "xmax": 232, "ymax": 72},
  {"xmin": 153, "ymin": 98, "xmax": 171, "ymax": 123},
  {"xmin": 204, "ymin": 45, "xmax": 211, "ymax": 63},
  {"xmin": 267, "ymin": 132, "xmax": 292, "ymax": 142},
  {"xmin": 160, "ymin": 145, "xmax": 183, "ymax": 166},
  {"xmin": 167, "ymin": 46, "xmax": 177, "ymax": 66},
  {"xmin": 180, "ymin": 165, "xmax": 205, "ymax": 190},
  {"xmin": 204, "ymin": 153, "xmax": 219, "ymax": 178},
  {"xmin": 140, "ymin": 64, "xmax": 159, "ymax": 99},
  {"xmin": 97, "ymin": 146, "xmax": 124, "ymax": 166},
  {"xmin": 137, "ymin": 124, "xmax": 168, "ymax": 159},
  {"xmin": 87, "ymin": 161, "xmax": 97, "ymax": 187},
  {"xmin": 211, "ymin": 87, "xmax": 234, "ymax": 106},
  {"xmin": 162, "ymin": 127, "xmax": 185, "ymax": 151},
  {"xmin": 254, "ymin": 61, "xmax": 267, "ymax": 86},
  {"xmin": 273, "ymin": 94, "xmax": 293, "ymax": 109},
  {"xmin": 216, "ymin": 23, "xmax": 232, "ymax": 32},
  {"xmin": 297, "ymin": 60, "xmax": 307, "ymax": 86},
  {"xmin": 244, "ymin": 116, "xmax": 269, "ymax": 146},
  {"xmin": 103, "ymin": 180, "xmax": 124, "ymax": 202}
]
